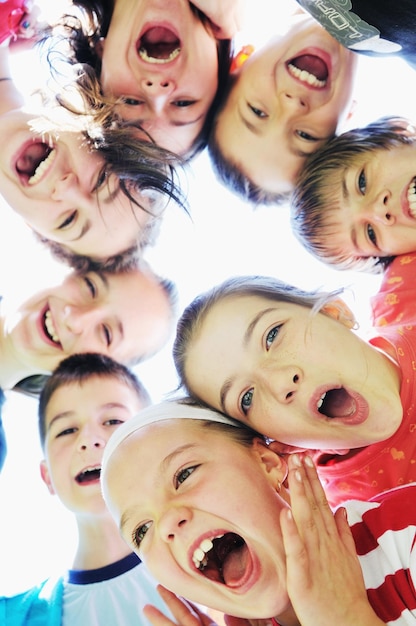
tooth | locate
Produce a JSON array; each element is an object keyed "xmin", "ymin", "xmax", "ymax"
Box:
[
  {"xmin": 288, "ymin": 63, "xmax": 326, "ymax": 88},
  {"xmin": 317, "ymin": 392, "xmax": 326, "ymax": 409},
  {"xmin": 28, "ymin": 149, "xmax": 56, "ymax": 186},
  {"xmin": 200, "ymin": 539, "xmax": 213, "ymax": 552},
  {"xmin": 194, "ymin": 548, "xmax": 205, "ymax": 562},
  {"xmin": 139, "ymin": 47, "xmax": 180, "ymax": 64}
]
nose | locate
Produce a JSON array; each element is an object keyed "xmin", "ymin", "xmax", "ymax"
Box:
[
  {"xmin": 259, "ymin": 365, "xmax": 302, "ymax": 404},
  {"xmin": 77, "ymin": 426, "xmax": 105, "ymax": 451},
  {"xmin": 370, "ymin": 189, "xmax": 394, "ymax": 225},
  {"xmin": 141, "ymin": 76, "xmax": 176, "ymax": 97},
  {"xmin": 159, "ymin": 506, "xmax": 192, "ymax": 543},
  {"xmin": 63, "ymin": 305, "xmax": 100, "ymax": 336},
  {"xmin": 51, "ymin": 172, "xmax": 79, "ymax": 202},
  {"xmin": 280, "ymin": 91, "xmax": 309, "ymax": 114}
]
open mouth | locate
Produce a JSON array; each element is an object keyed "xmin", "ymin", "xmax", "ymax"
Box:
[
  {"xmin": 43, "ymin": 309, "xmax": 61, "ymax": 347},
  {"xmin": 75, "ymin": 466, "xmax": 101, "ymax": 484},
  {"xmin": 16, "ymin": 142, "xmax": 56, "ymax": 186},
  {"xmin": 287, "ymin": 54, "xmax": 328, "ymax": 88},
  {"xmin": 137, "ymin": 26, "xmax": 181, "ymax": 64},
  {"xmin": 317, "ymin": 387, "xmax": 356, "ymax": 418},
  {"xmin": 407, "ymin": 177, "xmax": 416, "ymax": 218},
  {"xmin": 192, "ymin": 532, "xmax": 248, "ymax": 586}
]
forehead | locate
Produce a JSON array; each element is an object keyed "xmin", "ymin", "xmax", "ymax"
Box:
[{"xmin": 45, "ymin": 377, "xmax": 141, "ymax": 424}]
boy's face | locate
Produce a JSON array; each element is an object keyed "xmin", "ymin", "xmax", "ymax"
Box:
[
  {"xmin": 7, "ymin": 267, "xmax": 172, "ymax": 374},
  {"xmin": 215, "ymin": 14, "xmax": 357, "ymax": 195},
  {"xmin": 327, "ymin": 143, "xmax": 416, "ymax": 258},
  {"xmin": 104, "ymin": 419, "xmax": 291, "ymax": 619},
  {"xmin": 184, "ymin": 295, "xmax": 402, "ymax": 451},
  {"xmin": 40, "ymin": 377, "xmax": 145, "ymax": 515}
]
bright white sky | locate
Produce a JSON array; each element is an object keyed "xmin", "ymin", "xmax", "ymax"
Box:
[{"xmin": 1, "ymin": 0, "xmax": 415, "ymax": 594}]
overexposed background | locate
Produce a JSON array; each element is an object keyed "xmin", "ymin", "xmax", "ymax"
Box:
[{"xmin": 0, "ymin": 0, "xmax": 415, "ymax": 594}]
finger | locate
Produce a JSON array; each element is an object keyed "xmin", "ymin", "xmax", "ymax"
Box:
[
  {"xmin": 144, "ymin": 604, "xmax": 178, "ymax": 626},
  {"xmin": 153, "ymin": 586, "xmax": 216, "ymax": 626},
  {"xmin": 280, "ymin": 507, "xmax": 310, "ymax": 590}
]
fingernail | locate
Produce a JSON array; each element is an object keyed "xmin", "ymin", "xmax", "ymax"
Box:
[
  {"xmin": 292, "ymin": 453, "xmax": 301, "ymax": 467},
  {"xmin": 304, "ymin": 455, "xmax": 314, "ymax": 468}
]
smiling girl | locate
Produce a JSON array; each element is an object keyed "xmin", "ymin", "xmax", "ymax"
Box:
[{"xmin": 0, "ymin": 26, "xmax": 185, "ymax": 270}]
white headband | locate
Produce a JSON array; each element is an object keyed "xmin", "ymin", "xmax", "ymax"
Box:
[{"xmin": 101, "ymin": 400, "xmax": 242, "ymax": 476}]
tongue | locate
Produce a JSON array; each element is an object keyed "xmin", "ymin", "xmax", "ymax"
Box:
[
  {"xmin": 322, "ymin": 388, "xmax": 356, "ymax": 418},
  {"xmin": 222, "ymin": 542, "xmax": 248, "ymax": 585},
  {"xmin": 290, "ymin": 54, "xmax": 328, "ymax": 81},
  {"xmin": 141, "ymin": 27, "xmax": 180, "ymax": 58},
  {"xmin": 16, "ymin": 143, "xmax": 49, "ymax": 175}
]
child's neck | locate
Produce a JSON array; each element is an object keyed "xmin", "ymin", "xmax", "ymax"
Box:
[{"xmin": 73, "ymin": 510, "xmax": 132, "ymax": 570}]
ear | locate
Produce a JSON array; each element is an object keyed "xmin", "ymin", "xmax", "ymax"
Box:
[
  {"xmin": 40, "ymin": 460, "xmax": 56, "ymax": 496},
  {"xmin": 252, "ymin": 438, "xmax": 288, "ymax": 490},
  {"xmin": 94, "ymin": 37, "xmax": 105, "ymax": 60},
  {"xmin": 320, "ymin": 298, "xmax": 357, "ymax": 330},
  {"xmin": 230, "ymin": 45, "xmax": 255, "ymax": 74}
]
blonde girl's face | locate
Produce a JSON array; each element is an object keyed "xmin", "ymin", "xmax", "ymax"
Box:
[
  {"xmin": 184, "ymin": 294, "xmax": 402, "ymax": 451},
  {"xmin": 0, "ymin": 111, "xmax": 152, "ymax": 260},
  {"xmin": 104, "ymin": 419, "xmax": 291, "ymax": 619}
]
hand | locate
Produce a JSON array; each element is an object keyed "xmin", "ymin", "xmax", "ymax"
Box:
[
  {"xmin": 280, "ymin": 454, "xmax": 386, "ymax": 626},
  {"xmin": 191, "ymin": 0, "xmax": 245, "ymax": 38},
  {"xmin": 144, "ymin": 585, "xmax": 218, "ymax": 626}
]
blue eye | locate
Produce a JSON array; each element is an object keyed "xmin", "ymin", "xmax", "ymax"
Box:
[
  {"xmin": 366, "ymin": 224, "xmax": 377, "ymax": 246},
  {"xmin": 248, "ymin": 104, "xmax": 267, "ymax": 118},
  {"xmin": 358, "ymin": 169, "xmax": 366, "ymax": 194},
  {"xmin": 133, "ymin": 522, "xmax": 152, "ymax": 548},
  {"xmin": 240, "ymin": 389, "xmax": 253, "ymax": 415},
  {"xmin": 174, "ymin": 465, "xmax": 198, "ymax": 488},
  {"xmin": 266, "ymin": 325, "xmax": 281, "ymax": 350}
]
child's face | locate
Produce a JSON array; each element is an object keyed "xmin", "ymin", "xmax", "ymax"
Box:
[
  {"xmin": 184, "ymin": 295, "xmax": 402, "ymax": 451},
  {"xmin": 7, "ymin": 267, "xmax": 171, "ymax": 373},
  {"xmin": 326, "ymin": 143, "xmax": 416, "ymax": 258},
  {"xmin": 0, "ymin": 111, "xmax": 153, "ymax": 261},
  {"xmin": 41, "ymin": 377, "xmax": 145, "ymax": 515},
  {"xmin": 104, "ymin": 419, "xmax": 291, "ymax": 619},
  {"xmin": 215, "ymin": 14, "xmax": 357, "ymax": 194},
  {"xmin": 100, "ymin": 0, "xmax": 219, "ymax": 155}
]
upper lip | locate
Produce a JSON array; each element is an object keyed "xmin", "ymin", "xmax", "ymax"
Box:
[{"xmin": 75, "ymin": 464, "xmax": 102, "ymax": 483}]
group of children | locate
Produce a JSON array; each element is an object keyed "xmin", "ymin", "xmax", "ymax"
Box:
[{"xmin": 2, "ymin": 1, "xmax": 416, "ymax": 625}]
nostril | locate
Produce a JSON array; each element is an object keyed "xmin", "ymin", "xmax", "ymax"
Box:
[
  {"xmin": 293, "ymin": 374, "xmax": 299, "ymax": 383},
  {"xmin": 146, "ymin": 80, "xmax": 153, "ymax": 87},
  {"xmin": 386, "ymin": 212, "xmax": 391, "ymax": 221},
  {"xmin": 178, "ymin": 519, "xmax": 186, "ymax": 527},
  {"xmin": 286, "ymin": 391, "xmax": 293, "ymax": 400},
  {"xmin": 161, "ymin": 82, "xmax": 169, "ymax": 88}
]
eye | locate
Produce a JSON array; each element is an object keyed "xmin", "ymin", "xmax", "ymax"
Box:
[
  {"xmin": 366, "ymin": 224, "xmax": 377, "ymax": 246},
  {"xmin": 58, "ymin": 211, "xmax": 77, "ymax": 230},
  {"xmin": 240, "ymin": 389, "xmax": 253, "ymax": 415},
  {"xmin": 296, "ymin": 130, "xmax": 318, "ymax": 141},
  {"xmin": 133, "ymin": 521, "xmax": 152, "ymax": 548},
  {"xmin": 84, "ymin": 276, "xmax": 97, "ymax": 298},
  {"xmin": 174, "ymin": 465, "xmax": 198, "ymax": 488},
  {"xmin": 56, "ymin": 427, "xmax": 77, "ymax": 438},
  {"xmin": 358, "ymin": 169, "xmax": 366, "ymax": 194},
  {"xmin": 122, "ymin": 97, "xmax": 144, "ymax": 106},
  {"xmin": 266, "ymin": 325, "xmax": 281, "ymax": 350},
  {"xmin": 104, "ymin": 418, "xmax": 124, "ymax": 426},
  {"xmin": 94, "ymin": 168, "xmax": 108, "ymax": 192},
  {"xmin": 102, "ymin": 324, "xmax": 112, "ymax": 347},
  {"xmin": 172, "ymin": 100, "xmax": 195, "ymax": 107},
  {"xmin": 248, "ymin": 103, "xmax": 267, "ymax": 118}
]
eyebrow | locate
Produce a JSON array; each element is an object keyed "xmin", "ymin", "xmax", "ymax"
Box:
[
  {"xmin": 219, "ymin": 306, "xmax": 277, "ymax": 413},
  {"xmin": 47, "ymin": 402, "xmax": 131, "ymax": 433}
]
